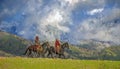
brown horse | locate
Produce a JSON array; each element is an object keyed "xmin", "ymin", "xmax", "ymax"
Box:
[
  {"xmin": 24, "ymin": 42, "xmax": 49, "ymax": 57},
  {"xmin": 45, "ymin": 42, "xmax": 69, "ymax": 58}
]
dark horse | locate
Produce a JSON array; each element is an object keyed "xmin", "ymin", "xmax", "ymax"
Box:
[
  {"xmin": 45, "ymin": 42, "xmax": 69, "ymax": 58},
  {"xmin": 24, "ymin": 42, "xmax": 49, "ymax": 57}
]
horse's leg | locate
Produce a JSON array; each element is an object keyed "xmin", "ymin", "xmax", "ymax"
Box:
[
  {"xmin": 38, "ymin": 52, "xmax": 41, "ymax": 57},
  {"xmin": 30, "ymin": 50, "xmax": 35, "ymax": 58},
  {"xmin": 54, "ymin": 52, "xmax": 57, "ymax": 58},
  {"xmin": 62, "ymin": 54, "xmax": 65, "ymax": 59},
  {"xmin": 24, "ymin": 48, "xmax": 29, "ymax": 56},
  {"xmin": 41, "ymin": 52, "xmax": 45, "ymax": 58},
  {"xmin": 47, "ymin": 53, "xmax": 50, "ymax": 57},
  {"xmin": 50, "ymin": 52, "xmax": 54, "ymax": 58},
  {"xmin": 31, "ymin": 51, "xmax": 35, "ymax": 58},
  {"xmin": 39, "ymin": 51, "xmax": 43, "ymax": 58},
  {"xmin": 58, "ymin": 54, "xmax": 61, "ymax": 58},
  {"xmin": 28, "ymin": 50, "xmax": 32, "ymax": 57},
  {"xmin": 33, "ymin": 51, "xmax": 38, "ymax": 58},
  {"xmin": 34, "ymin": 50, "xmax": 39, "ymax": 57},
  {"xmin": 31, "ymin": 51, "xmax": 34, "ymax": 58},
  {"xmin": 34, "ymin": 52, "xmax": 37, "ymax": 58}
]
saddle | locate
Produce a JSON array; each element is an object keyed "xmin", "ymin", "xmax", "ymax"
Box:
[{"xmin": 35, "ymin": 45, "xmax": 42, "ymax": 52}]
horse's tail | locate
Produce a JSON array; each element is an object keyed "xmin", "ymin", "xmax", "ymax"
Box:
[{"xmin": 23, "ymin": 48, "xmax": 29, "ymax": 55}]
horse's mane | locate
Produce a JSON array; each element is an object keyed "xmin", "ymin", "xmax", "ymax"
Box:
[
  {"xmin": 41, "ymin": 42, "xmax": 45, "ymax": 47},
  {"xmin": 41, "ymin": 42, "xmax": 49, "ymax": 47},
  {"xmin": 61, "ymin": 42, "xmax": 68, "ymax": 46}
]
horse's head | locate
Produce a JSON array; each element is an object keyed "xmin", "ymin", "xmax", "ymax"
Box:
[
  {"xmin": 45, "ymin": 41, "xmax": 50, "ymax": 47},
  {"xmin": 62, "ymin": 42, "xmax": 69, "ymax": 49},
  {"xmin": 42, "ymin": 41, "xmax": 50, "ymax": 48}
]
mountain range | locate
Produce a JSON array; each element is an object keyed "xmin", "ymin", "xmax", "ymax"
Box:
[{"xmin": 0, "ymin": 31, "xmax": 120, "ymax": 60}]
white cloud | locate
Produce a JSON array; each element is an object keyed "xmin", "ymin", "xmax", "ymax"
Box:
[
  {"xmin": 1, "ymin": 0, "xmax": 120, "ymax": 45},
  {"xmin": 46, "ymin": 10, "xmax": 63, "ymax": 24},
  {"xmin": 42, "ymin": 9, "xmax": 70, "ymax": 32},
  {"xmin": 71, "ymin": 7, "xmax": 120, "ymax": 44},
  {"xmin": 64, "ymin": 0, "xmax": 79, "ymax": 6},
  {"xmin": 87, "ymin": 8, "xmax": 104, "ymax": 15},
  {"xmin": 18, "ymin": 0, "xmax": 77, "ymax": 41},
  {"xmin": 102, "ymin": 8, "xmax": 120, "ymax": 22}
]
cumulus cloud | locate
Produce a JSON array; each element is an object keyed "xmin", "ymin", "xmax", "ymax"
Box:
[
  {"xmin": 0, "ymin": 0, "xmax": 120, "ymax": 45},
  {"xmin": 0, "ymin": 0, "xmax": 78, "ymax": 41},
  {"xmin": 71, "ymin": 7, "xmax": 120, "ymax": 44},
  {"xmin": 16, "ymin": 0, "xmax": 77, "ymax": 41}
]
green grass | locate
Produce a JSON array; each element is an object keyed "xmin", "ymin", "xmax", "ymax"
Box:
[{"xmin": 0, "ymin": 57, "xmax": 120, "ymax": 69}]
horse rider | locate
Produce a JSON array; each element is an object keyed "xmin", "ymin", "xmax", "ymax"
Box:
[
  {"xmin": 55, "ymin": 39, "xmax": 61, "ymax": 53},
  {"xmin": 34, "ymin": 36, "xmax": 43, "ymax": 51},
  {"xmin": 35, "ymin": 36, "xmax": 40, "ymax": 46}
]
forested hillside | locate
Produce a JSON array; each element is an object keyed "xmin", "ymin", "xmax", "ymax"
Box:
[{"xmin": 0, "ymin": 31, "xmax": 30, "ymax": 56}]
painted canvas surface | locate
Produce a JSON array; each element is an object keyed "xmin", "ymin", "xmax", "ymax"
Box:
[{"xmin": 0, "ymin": 0, "xmax": 120, "ymax": 69}]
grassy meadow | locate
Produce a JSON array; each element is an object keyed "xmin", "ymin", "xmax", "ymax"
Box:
[{"xmin": 0, "ymin": 57, "xmax": 120, "ymax": 69}]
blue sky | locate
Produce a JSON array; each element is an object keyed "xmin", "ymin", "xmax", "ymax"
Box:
[{"xmin": 0, "ymin": 0, "xmax": 120, "ymax": 44}]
